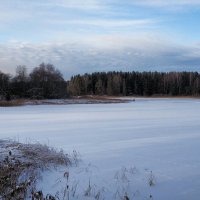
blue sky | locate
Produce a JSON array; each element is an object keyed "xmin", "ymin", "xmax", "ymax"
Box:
[{"xmin": 1, "ymin": 0, "xmax": 200, "ymax": 78}]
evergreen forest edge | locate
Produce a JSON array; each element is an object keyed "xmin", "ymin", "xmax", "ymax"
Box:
[{"xmin": 1, "ymin": 63, "xmax": 200, "ymax": 100}]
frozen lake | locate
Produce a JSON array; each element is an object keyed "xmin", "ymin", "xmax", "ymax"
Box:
[{"xmin": 0, "ymin": 98, "xmax": 200, "ymax": 199}]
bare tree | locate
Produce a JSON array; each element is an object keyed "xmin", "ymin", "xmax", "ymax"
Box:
[{"xmin": 29, "ymin": 63, "xmax": 66, "ymax": 99}]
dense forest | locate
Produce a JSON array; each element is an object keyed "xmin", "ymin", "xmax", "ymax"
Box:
[
  {"xmin": 1, "ymin": 63, "xmax": 200, "ymax": 100},
  {"xmin": 67, "ymin": 71, "xmax": 200, "ymax": 96}
]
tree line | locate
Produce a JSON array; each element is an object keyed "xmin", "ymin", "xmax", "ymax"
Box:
[
  {"xmin": 1, "ymin": 63, "xmax": 200, "ymax": 100},
  {"xmin": 0, "ymin": 63, "xmax": 67, "ymax": 100},
  {"xmin": 67, "ymin": 71, "xmax": 200, "ymax": 96}
]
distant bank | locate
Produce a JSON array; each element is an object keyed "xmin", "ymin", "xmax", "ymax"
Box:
[{"xmin": 1, "ymin": 63, "xmax": 200, "ymax": 101}]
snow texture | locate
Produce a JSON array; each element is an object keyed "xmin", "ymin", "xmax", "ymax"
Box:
[{"xmin": 0, "ymin": 98, "xmax": 200, "ymax": 199}]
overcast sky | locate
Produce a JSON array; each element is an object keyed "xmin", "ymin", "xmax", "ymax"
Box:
[{"xmin": 1, "ymin": 0, "xmax": 200, "ymax": 78}]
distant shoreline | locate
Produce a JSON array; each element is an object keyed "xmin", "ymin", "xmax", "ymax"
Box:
[
  {"xmin": 0, "ymin": 95, "xmax": 200, "ymax": 107},
  {"xmin": 128, "ymin": 96, "xmax": 200, "ymax": 99},
  {"xmin": 0, "ymin": 96, "xmax": 131, "ymax": 107}
]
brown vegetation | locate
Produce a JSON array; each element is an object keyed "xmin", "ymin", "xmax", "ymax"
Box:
[
  {"xmin": 0, "ymin": 100, "xmax": 24, "ymax": 107},
  {"xmin": 0, "ymin": 140, "xmax": 73, "ymax": 200}
]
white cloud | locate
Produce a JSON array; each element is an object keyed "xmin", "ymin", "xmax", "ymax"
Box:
[
  {"xmin": 1, "ymin": 36, "xmax": 200, "ymax": 79},
  {"xmin": 2, "ymin": 0, "xmax": 104, "ymax": 11},
  {"xmin": 52, "ymin": 0, "xmax": 103, "ymax": 10},
  {"xmin": 0, "ymin": 9, "xmax": 30, "ymax": 26},
  {"xmin": 47, "ymin": 18, "xmax": 157, "ymax": 28}
]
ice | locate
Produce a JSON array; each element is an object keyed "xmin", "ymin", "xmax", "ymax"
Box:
[{"xmin": 0, "ymin": 98, "xmax": 200, "ymax": 199}]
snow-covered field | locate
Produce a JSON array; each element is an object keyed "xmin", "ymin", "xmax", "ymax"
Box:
[{"xmin": 0, "ymin": 98, "xmax": 200, "ymax": 199}]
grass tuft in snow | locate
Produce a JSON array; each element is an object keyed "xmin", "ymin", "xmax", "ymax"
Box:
[
  {"xmin": 0, "ymin": 140, "xmax": 78, "ymax": 200},
  {"xmin": 148, "ymin": 171, "xmax": 156, "ymax": 187}
]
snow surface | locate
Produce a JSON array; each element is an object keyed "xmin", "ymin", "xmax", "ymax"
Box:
[{"xmin": 0, "ymin": 98, "xmax": 200, "ymax": 199}]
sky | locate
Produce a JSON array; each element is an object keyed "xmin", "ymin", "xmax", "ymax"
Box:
[{"xmin": 1, "ymin": 0, "xmax": 200, "ymax": 79}]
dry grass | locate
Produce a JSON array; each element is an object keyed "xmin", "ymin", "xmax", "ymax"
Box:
[
  {"xmin": 0, "ymin": 140, "xmax": 74, "ymax": 200},
  {"xmin": 0, "ymin": 100, "xmax": 24, "ymax": 107},
  {"xmin": 75, "ymin": 95, "xmax": 130, "ymax": 103}
]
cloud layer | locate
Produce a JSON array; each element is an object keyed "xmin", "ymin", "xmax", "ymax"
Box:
[
  {"xmin": 0, "ymin": 0, "xmax": 200, "ymax": 77},
  {"xmin": 1, "ymin": 36, "xmax": 200, "ymax": 79}
]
